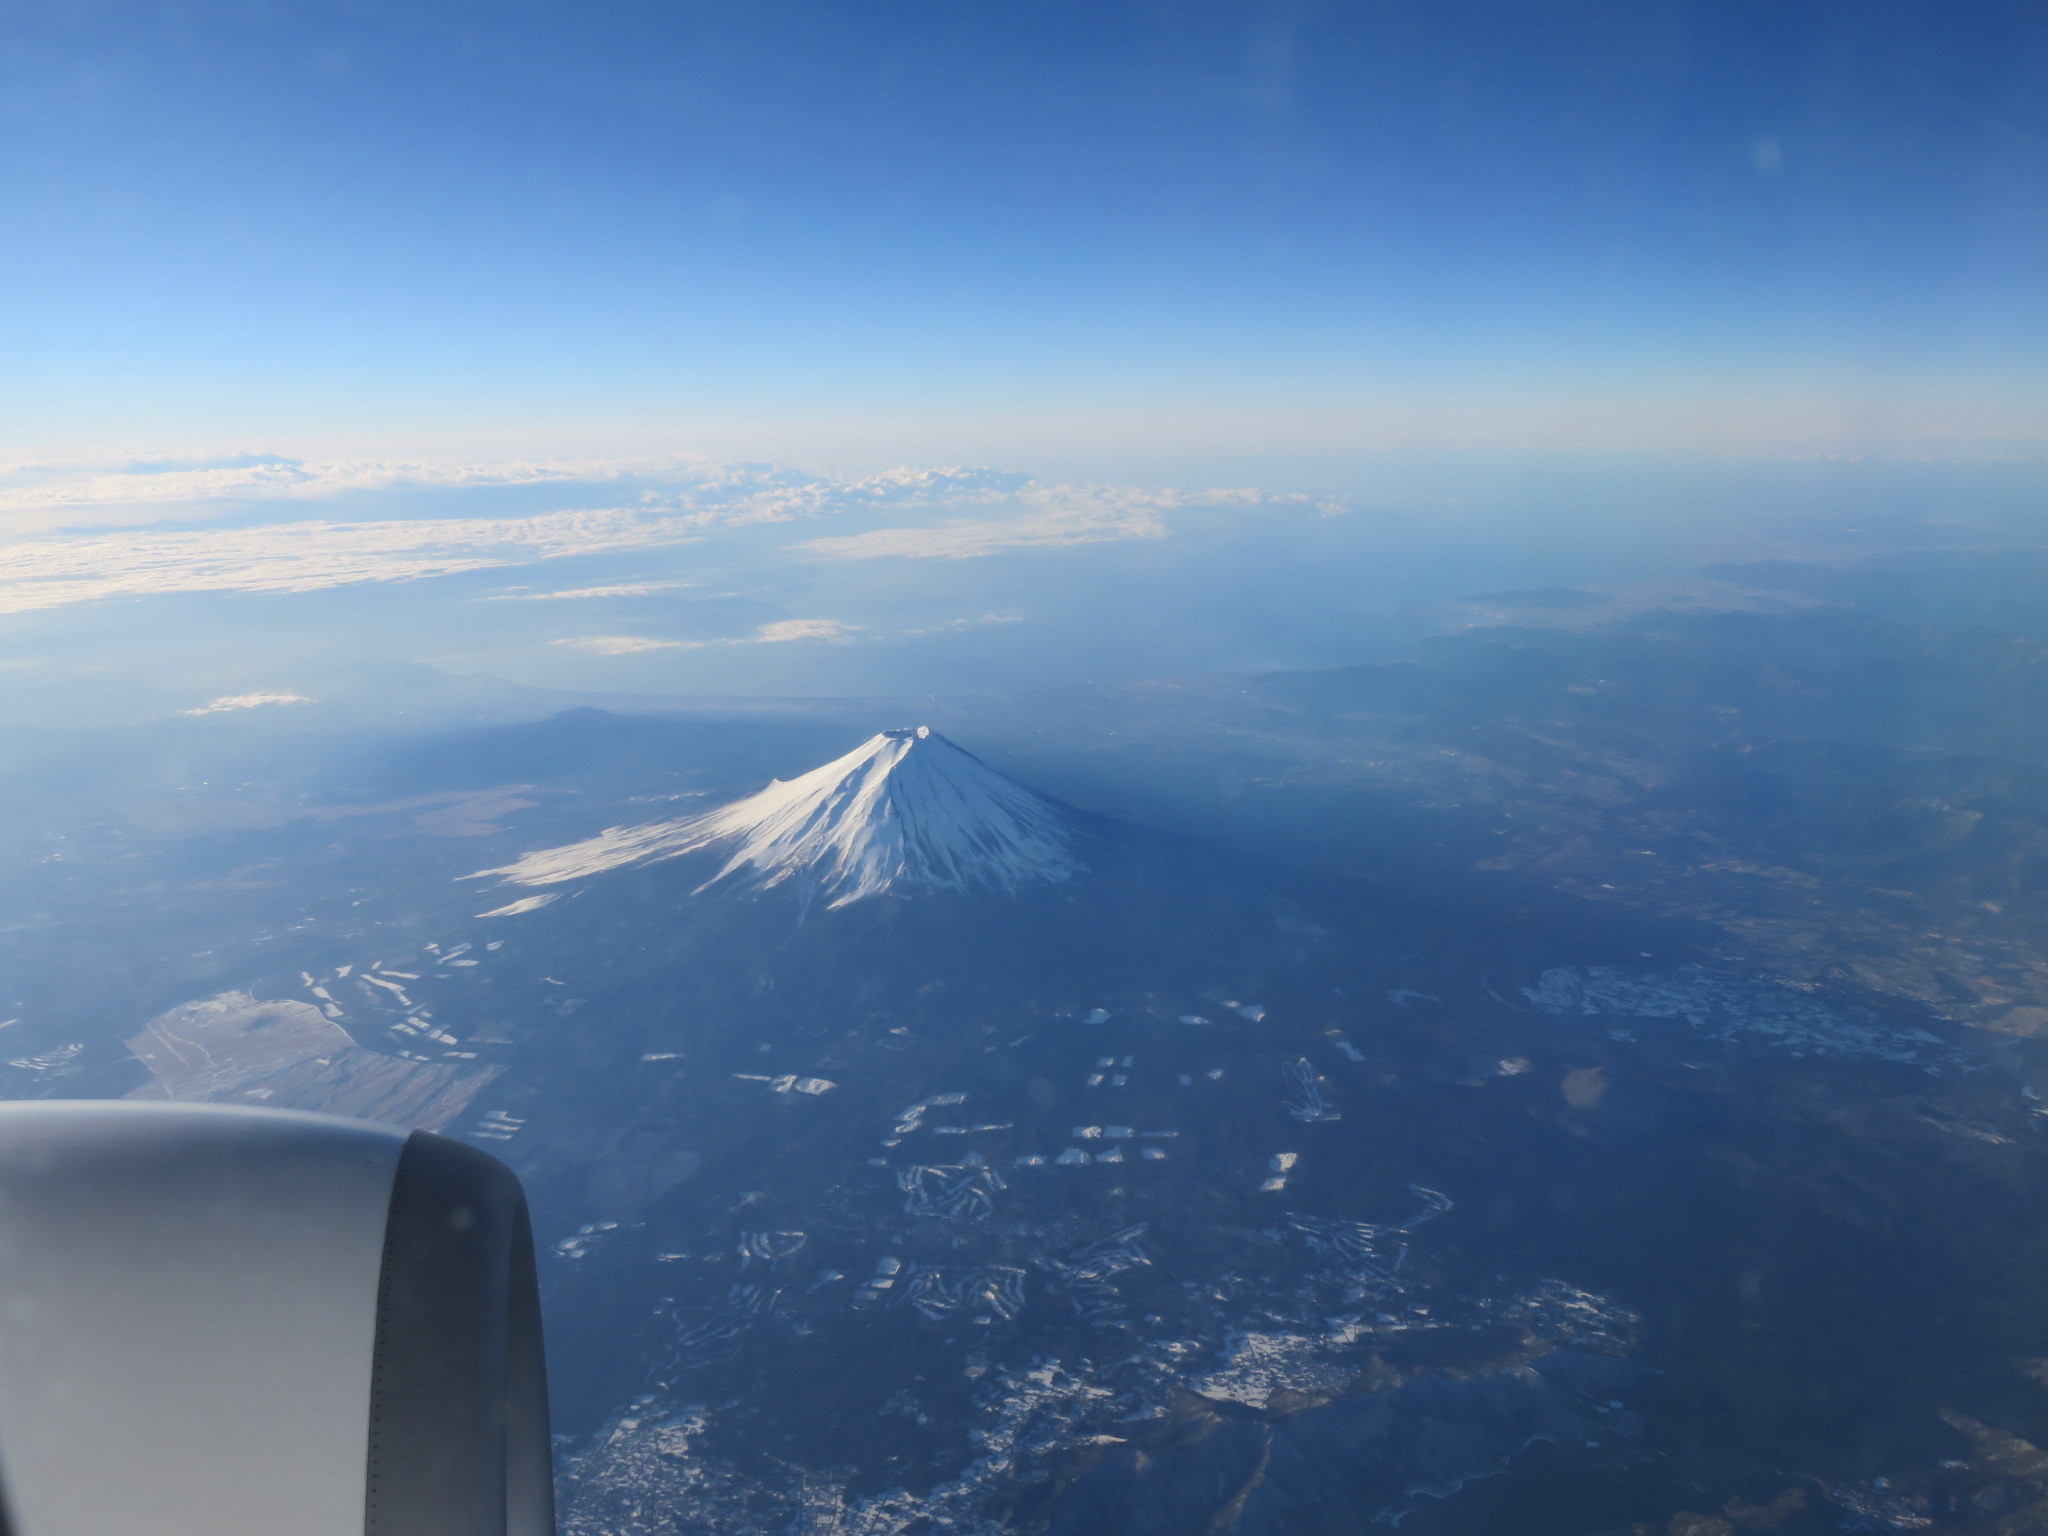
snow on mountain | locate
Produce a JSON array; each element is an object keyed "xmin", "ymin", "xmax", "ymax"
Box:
[{"xmin": 471, "ymin": 727, "xmax": 1083, "ymax": 907}]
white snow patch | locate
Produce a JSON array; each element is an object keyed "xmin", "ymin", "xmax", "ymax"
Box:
[
  {"xmin": 1503, "ymin": 1279, "xmax": 1639, "ymax": 1354},
  {"xmin": 1260, "ymin": 1150, "xmax": 1299, "ymax": 1191},
  {"xmin": 1194, "ymin": 1322, "xmax": 1372, "ymax": 1407}
]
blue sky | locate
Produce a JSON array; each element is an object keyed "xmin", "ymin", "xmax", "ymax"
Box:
[{"xmin": 4, "ymin": 0, "xmax": 2044, "ymax": 461}]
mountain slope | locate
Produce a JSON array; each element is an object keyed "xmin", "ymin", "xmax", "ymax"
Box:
[{"xmin": 473, "ymin": 727, "xmax": 1083, "ymax": 907}]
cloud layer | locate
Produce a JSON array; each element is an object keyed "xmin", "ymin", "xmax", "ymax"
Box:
[
  {"xmin": 0, "ymin": 454, "xmax": 1029, "ymax": 528},
  {"xmin": 0, "ymin": 453, "xmax": 724, "ymax": 526},
  {"xmin": 0, "ymin": 455, "xmax": 1340, "ymax": 615},
  {"xmin": 0, "ymin": 507, "xmax": 704, "ymax": 614}
]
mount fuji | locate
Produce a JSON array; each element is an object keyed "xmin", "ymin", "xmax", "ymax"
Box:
[
  {"xmin": 416, "ymin": 726, "xmax": 1702, "ymax": 1536},
  {"xmin": 473, "ymin": 727, "xmax": 1084, "ymax": 907}
]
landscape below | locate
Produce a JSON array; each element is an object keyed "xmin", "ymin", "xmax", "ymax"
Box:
[{"xmin": 4, "ymin": 579, "xmax": 2048, "ymax": 1535}]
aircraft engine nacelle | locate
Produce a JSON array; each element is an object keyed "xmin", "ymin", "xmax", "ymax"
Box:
[{"xmin": 0, "ymin": 1101, "xmax": 552, "ymax": 1536}]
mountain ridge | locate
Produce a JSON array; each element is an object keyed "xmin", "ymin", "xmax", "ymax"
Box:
[{"xmin": 472, "ymin": 727, "xmax": 1084, "ymax": 907}]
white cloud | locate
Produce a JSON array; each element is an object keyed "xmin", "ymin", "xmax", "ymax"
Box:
[
  {"xmin": 0, "ymin": 508, "xmax": 707, "ymax": 615},
  {"xmin": 802, "ymin": 512, "xmax": 1156, "ymax": 560},
  {"xmin": 754, "ymin": 618, "xmax": 861, "ymax": 643},
  {"xmin": 550, "ymin": 619, "xmax": 860, "ymax": 656},
  {"xmin": 0, "ymin": 453, "xmax": 694, "ymax": 524},
  {"xmin": 0, "ymin": 454, "xmax": 1030, "ymax": 527},
  {"xmin": 475, "ymin": 893, "xmax": 560, "ymax": 917},
  {"xmin": 550, "ymin": 636, "xmax": 690, "ymax": 655},
  {"xmin": 484, "ymin": 581, "xmax": 688, "ymax": 601},
  {"xmin": 798, "ymin": 484, "xmax": 1330, "ymax": 560},
  {"xmin": 902, "ymin": 613, "xmax": 1024, "ymax": 635},
  {"xmin": 180, "ymin": 691, "xmax": 312, "ymax": 715}
]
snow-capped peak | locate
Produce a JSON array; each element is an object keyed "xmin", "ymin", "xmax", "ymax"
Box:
[{"xmin": 471, "ymin": 728, "xmax": 1083, "ymax": 907}]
